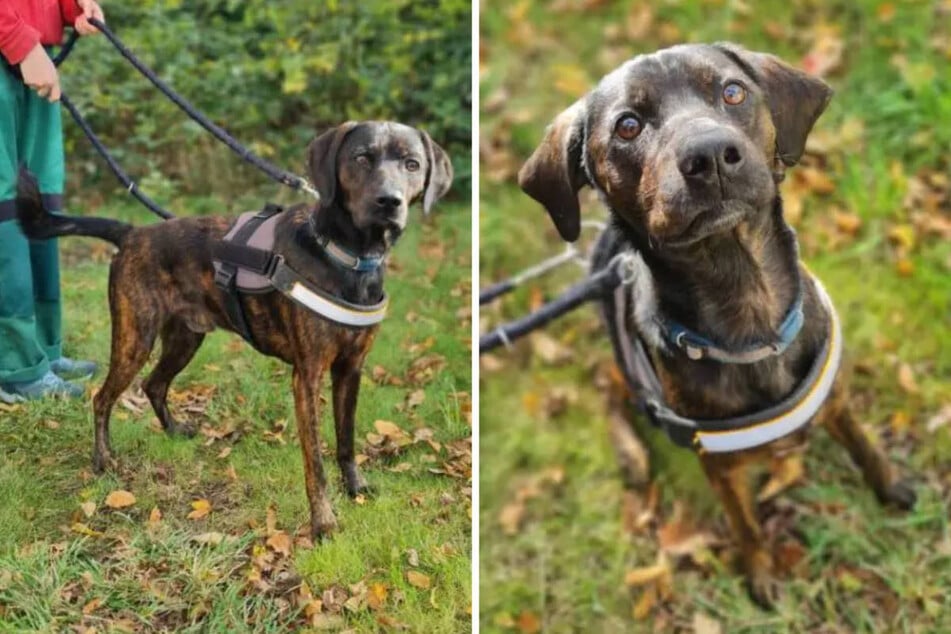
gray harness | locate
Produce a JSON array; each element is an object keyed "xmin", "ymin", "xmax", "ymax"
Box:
[
  {"xmin": 211, "ymin": 205, "xmax": 388, "ymax": 348},
  {"xmin": 597, "ymin": 240, "xmax": 843, "ymax": 454}
]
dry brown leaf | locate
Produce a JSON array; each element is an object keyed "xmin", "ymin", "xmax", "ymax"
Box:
[
  {"xmin": 104, "ymin": 490, "xmax": 136, "ymax": 509},
  {"xmin": 148, "ymin": 507, "xmax": 162, "ymax": 524},
  {"xmin": 187, "ymin": 498, "xmax": 211, "ymax": 520},
  {"xmin": 406, "ymin": 389, "xmax": 426, "ymax": 409},
  {"xmin": 516, "ymin": 610, "xmax": 542, "ymax": 634},
  {"xmin": 692, "ymin": 612, "xmax": 723, "ymax": 634},
  {"xmin": 624, "ymin": 561, "xmax": 670, "ymax": 587},
  {"xmin": 632, "ymin": 586, "xmax": 658, "ymax": 620},
  {"xmin": 82, "ymin": 598, "xmax": 102, "ymax": 615},
  {"xmin": 266, "ymin": 531, "xmax": 293, "ymax": 556},
  {"xmin": 80, "ymin": 501, "xmax": 96, "ymax": 518},
  {"xmin": 898, "ymin": 363, "xmax": 920, "ymax": 395},
  {"xmin": 193, "ymin": 532, "xmax": 225, "ymax": 546},
  {"xmin": 406, "ymin": 570, "xmax": 431, "ymax": 589},
  {"xmin": 530, "ymin": 332, "xmax": 574, "ymax": 365}
]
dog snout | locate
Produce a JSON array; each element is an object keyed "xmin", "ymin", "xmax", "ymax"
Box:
[
  {"xmin": 677, "ymin": 133, "xmax": 746, "ymax": 183},
  {"xmin": 375, "ymin": 193, "xmax": 404, "ymax": 212}
]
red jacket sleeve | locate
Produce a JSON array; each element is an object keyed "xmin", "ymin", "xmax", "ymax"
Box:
[
  {"xmin": 59, "ymin": 0, "xmax": 82, "ymax": 26},
  {"xmin": 0, "ymin": 4, "xmax": 40, "ymax": 65}
]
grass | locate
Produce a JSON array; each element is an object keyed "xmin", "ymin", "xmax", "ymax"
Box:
[
  {"xmin": 0, "ymin": 191, "xmax": 472, "ymax": 632},
  {"xmin": 479, "ymin": 1, "xmax": 950, "ymax": 632}
]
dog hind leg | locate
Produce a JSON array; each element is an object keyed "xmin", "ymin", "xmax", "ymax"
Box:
[
  {"xmin": 93, "ymin": 289, "xmax": 158, "ymax": 473},
  {"xmin": 143, "ymin": 319, "xmax": 204, "ymax": 437}
]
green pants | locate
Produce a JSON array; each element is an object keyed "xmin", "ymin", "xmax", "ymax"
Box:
[{"xmin": 0, "ymin": 65, "xmax": 65, "ymax": 384}]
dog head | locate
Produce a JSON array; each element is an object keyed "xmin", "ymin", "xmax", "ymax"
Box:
[
  {"xmin": 308, "ymin": 121, "xmax": 453, "ymax": 234},
  {"xmin": 519, "ymin": 43, "xmax": 831, "ymax": 246}
]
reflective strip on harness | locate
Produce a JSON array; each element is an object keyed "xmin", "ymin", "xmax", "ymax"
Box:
[{"xmin": 270, "ymin": 257, "xmax": 388, "ymax": 327}]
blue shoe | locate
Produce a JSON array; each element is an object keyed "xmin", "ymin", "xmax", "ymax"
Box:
[
  {"xmin": 50, "ymin": 357, "xmax": 98, "ymax": 380},
  {"xmin": 0, "ymin": 371, "xmax": 84, "ymax": 401}
]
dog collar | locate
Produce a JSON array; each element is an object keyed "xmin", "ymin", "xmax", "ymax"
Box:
[
  {"xmin": 658, "ymin": 288, "xmax": 804, "ymax": 363},
  {"xmin": 608, "ymin": 264, "xmax": 842, "ymax": 454},
  {"xmin": 314, "ymin": 233, "xmax": 385, "ymax": 272}
]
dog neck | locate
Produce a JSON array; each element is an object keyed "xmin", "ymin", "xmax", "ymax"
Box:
[
  {"xmin": 281, "ymin": 204, "xmax": 388, "ymax": 307},
  {"xmin": 621, "ymin": 197, "xmax": 802, "ymax": 351}
]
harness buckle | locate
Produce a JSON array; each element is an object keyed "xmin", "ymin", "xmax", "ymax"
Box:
[{"xmin": 213, "ymin": 265, "xmax": 236, "ymax": 290}]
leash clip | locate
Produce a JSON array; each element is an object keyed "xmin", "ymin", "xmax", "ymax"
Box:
[{"xmin": 299, "ymin": 178, "xmax": 322, "ymax": 202}]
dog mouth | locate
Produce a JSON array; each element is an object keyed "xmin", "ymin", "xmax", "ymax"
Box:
[{"xmin": 663, "ymin": 201, "xmax": 752, "ymax": 248}]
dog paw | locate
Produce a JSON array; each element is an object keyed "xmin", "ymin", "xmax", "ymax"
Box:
[
  {"xmin": 166, "ymin": 421, "xmax": 197, "ymax": 438},
  {"xmin": 747, "ymin": 572, "xmax": 782, "ymax": 610},
  {"xmin": 883, "ymin": 479, "xmax": 916, "ymax": 511},
  {"xmin": 344, "ymin": 469, "xmax": 372, "ymax": 498},
  {"xmin": 311, "ymin": 503, "xmax": 339, "ymax": 541},
  {"xmin": 91, "ymin": 449, "xmax": 116, "ymax": 474}
]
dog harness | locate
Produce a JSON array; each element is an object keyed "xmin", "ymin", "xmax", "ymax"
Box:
[
  {"xmin": 602, "ymin": 248, "xmax": 843, "ymax": 454},
  {"xmin": 211, "ymin": 204, "xmax": 388, "ymax": 347}
]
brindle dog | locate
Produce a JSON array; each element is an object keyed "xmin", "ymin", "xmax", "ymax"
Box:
[
  {"xmin": 16, "ymin": 121, "xmax": 453, "ymax": 540},
  {"xmin": 519, "ymin": 44, "xmax": 915, "ymax": 606}
]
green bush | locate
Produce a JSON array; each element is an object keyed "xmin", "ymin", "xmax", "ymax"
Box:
[{"xmin": 60, "ymin": 0, "xmax": 470, "ymax": 205}]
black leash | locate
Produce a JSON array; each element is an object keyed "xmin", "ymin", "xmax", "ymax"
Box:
[
  {"xmin": 85, "ymin": 17, "xmax": 319, "ymax": 199},
  {"xmin": 479, "ymin": 252, "xmax": 634, "ymax": 354}
]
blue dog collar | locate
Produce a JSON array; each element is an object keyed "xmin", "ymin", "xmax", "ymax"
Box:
[
  {"xmin": 659, "ymin": 289, "xmax": 805, "ymax": 363},
  {"xmin": 314, "ymin": 233, "xmax": 385, "ymax": 272}
]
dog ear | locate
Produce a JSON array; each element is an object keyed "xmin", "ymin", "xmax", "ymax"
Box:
[
  {"xmin": 715, "ymin": 43, "xmax": 832, "ymax": 167},
  {"xmin": 307, "ymin": 121, "xmax": 359, "ymax": 207},
  {"xmin": 419, "ymin": 130, "xmax": 454, "ymax": 214},
  {"xmin": 518, "ymin": 100, "xmax": 588, "ymax": 242}
]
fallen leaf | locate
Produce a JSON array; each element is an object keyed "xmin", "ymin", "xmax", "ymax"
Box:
[
  {"xmin": 192, "ymin": 532, "xmax": 225, "ymax": 546},
  {"xmin": 187, "ymin": 498, "xmax": 211, "ymax": 520},
  {"xmin": 104, "ymin": 490, "xmax": 136, "ymax": 509},
  {"xmin": 693, "ymin": 612, "xmax": 723, "ymax": 634},
  {"xmin": 624, "ymin": 561, "xmax": 670, "ymax": 587},
  {"xmin": 898, "ymin": 363, "xmax": 920, "ymax": 395},
  {"xmin": 516, "ymin": 610, "xmax": 542, "ymax": 634},
  {"xmin": 266, "ymin": 531, "xmax": 293, "ymax": 556},
  {"xmin": 80, "ymin": 501, "xmax": 96, "ymax": 518},
  {"xmin": 148, "ymin": 507, "xmax": 162, "ymax": 524},
  {"xmin": 367, "ymin": 582, "xmax": 388, "ymax": 610},
  {"xmin": 406, "ymin": 570, "xmax": 431, "ymax": 589},
  {"xmin": 82, "ymin": 598, "xmax": 102, "ymax": 615},
  {"xmin": 217, "ymin": 446, "xmax": 232, "ymax": 459}
]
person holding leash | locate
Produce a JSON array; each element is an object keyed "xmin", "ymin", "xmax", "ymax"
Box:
[{"xmin": 0, "ymin": 0, "xmax": 104, "ymax": 401}]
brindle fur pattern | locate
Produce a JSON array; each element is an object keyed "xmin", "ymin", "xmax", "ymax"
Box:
[
  {"xmin": 520, "ymin": 43, "xmax": 915, "ymax": 607},
  {"xmin": 16, "ymin": 121, "xmax": 452, "ymax": 540}
]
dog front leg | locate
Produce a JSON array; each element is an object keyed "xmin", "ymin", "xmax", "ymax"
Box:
[
  {"xmin": 292, "ymin": 364, "xmax": 337, "ymax": 539},
  {"xmin": 699, "ymin": 452, "xmax": 779, "ymax": 608},
  {"xmin": 331, "ymin": 355, "xmax": 370, "ymax": 497}
]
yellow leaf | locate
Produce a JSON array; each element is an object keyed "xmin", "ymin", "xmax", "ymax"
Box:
[
  {"xmin": 406, "ymin": 570, "xmax": 431, "ymax": 589},
  {"xmin": 148, "ymin": 507, "xmax": 162, "ymax": 524},
  {"xmin": 367, "ymin": 582, "xmax": 388, "ymax": 611},
  {"xmin": 104, "ymin": 490, "xmax": 136, "ymax": 509},
  {"xmin": 623, "ymin": 562, "xmax": 669, "ymax": 587},
  {"xmin": 187, "ymin": 498, "xmax": 211, "ymax": 520},
  {"xmin": 71, "ymin": 522, "xmax": 103, "ymax": 537},
  {"xmin": 80, "ymin": 501, "xmax": 96, "ymax": 518}
]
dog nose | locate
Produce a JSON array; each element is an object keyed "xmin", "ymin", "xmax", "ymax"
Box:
[
  {"xmin": 376, "ymin": 194, "xmax": 403, "ymax": 210},
  {"xmin": 678, "ymin": 135, "xmax": 745, "ymax": 182}
]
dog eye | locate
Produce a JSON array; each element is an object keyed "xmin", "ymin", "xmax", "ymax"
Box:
[
  {"xmin": 723, "ymin": 82, "xmax": 747, "ymax": 105},
  {"xmin": 354, "ymin": 154, "xmax": 371, "ymax": 167},
  {"xmin": 405, "ymin": 158, "xmax": 420, "ymax": 172},
  {"xmin": 615, "ymin": 115, "xmax": 642, "ymax": 140}
]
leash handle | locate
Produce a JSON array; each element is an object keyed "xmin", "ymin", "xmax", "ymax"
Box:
[{"xmin": 86, "ymin": 17, "xmax": 318, "ymax": 200}]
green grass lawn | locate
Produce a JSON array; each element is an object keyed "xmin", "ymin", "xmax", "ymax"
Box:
[
  {"xmin": 480, "ymin": 1, "xmax": 950, "ymax": 632},
  {"xmin": 0, "ymin": 194, "xmax": 472, "ymax": 632}
]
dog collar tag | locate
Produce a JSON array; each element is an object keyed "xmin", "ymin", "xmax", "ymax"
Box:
[{"xmin": 685, "ymin": 345, "xmax": 703, "ymax": 360}]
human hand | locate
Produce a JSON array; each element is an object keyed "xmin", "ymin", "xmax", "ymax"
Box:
[
  {"xmin": 19, "ymin": 44, "xmax": 60, "ymax": 102},
  {"xmin": 75, "ymin": 0, "xmax": 104, "ymax": 36}
]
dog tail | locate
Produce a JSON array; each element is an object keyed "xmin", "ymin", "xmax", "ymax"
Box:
[{"xmin": 16, "ymin": 168, "xmax": 133, "ymax": 247}]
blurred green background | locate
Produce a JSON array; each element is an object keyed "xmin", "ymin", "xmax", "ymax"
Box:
[
  {"xmin": 480, "ymin": 1, "xmax": 949, "ymax": 632},
  {"xmin": 59, "ymin": 0, "xmax": 471, "ymax": 210}
]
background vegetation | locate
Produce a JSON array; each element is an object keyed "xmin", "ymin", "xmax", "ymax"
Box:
[
  {"xmin": 1, "ymin": 1, "xmax": 472, "ymax": 631},
  {"xmin": 60, "ymin": 0, "xmax": 471, "ymax": 209},
  {"xmin": 480, "ymin": 1, "xmax": 949, "ymax": 632}
]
